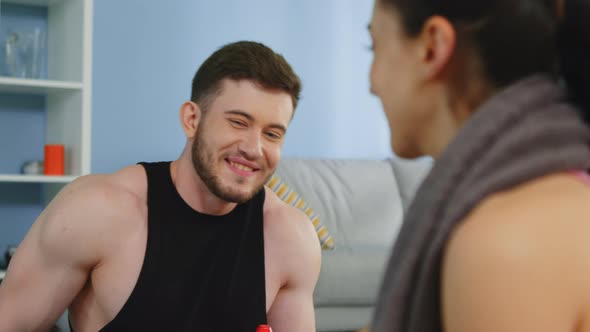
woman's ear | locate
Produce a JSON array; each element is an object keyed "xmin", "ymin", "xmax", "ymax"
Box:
[
  {"xmin": 179, "ymin": 101, "xmax": 202, "ymax": 138},
  {"xmin": 417, "ymin": 15, "xmax": 457, "ymax": 80}
]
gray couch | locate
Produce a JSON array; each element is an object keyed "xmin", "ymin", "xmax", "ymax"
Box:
[{"xmin": 274, "ymin": 157, "xmax": 431, "ymax": 331}]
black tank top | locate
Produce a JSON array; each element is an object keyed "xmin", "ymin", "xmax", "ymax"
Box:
[{"xmin": 73, "ymin": 161, "xmax": 268, "ymax": 332}]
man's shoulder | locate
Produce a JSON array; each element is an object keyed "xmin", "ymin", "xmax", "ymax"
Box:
[
  {"xmin": 262, "ymin": 186, "xmax": 321, "ymax": 281},
  {"xmin": 50, "ymin": 166, "xmax": 147, "ymax": 224},
  {"xmin": 71, "ymin": 165, "xmax": 147, "ymax": 201},
  {"xmin": 109, "ymin": 164, "xmax": 149, "ymax": 201},
  {"xmin": 35, "ymin": 165, "xmax": 148, "ymax": 267},
  {"xmin": 262, "ymin": 186, "xmax": 314, "ymax": 237}
]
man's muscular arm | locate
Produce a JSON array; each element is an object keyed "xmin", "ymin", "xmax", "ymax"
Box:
[
  {"xmin": 0, "ymin": 175, "xmax": 121, "ymax": 331},
  {"xmin": 265, "ymin": 189, "xmax": 322, "ymax": 332}
]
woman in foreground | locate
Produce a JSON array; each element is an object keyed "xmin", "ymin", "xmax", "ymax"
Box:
[{"xmin": 367, "ymin": 0, "xmax": 590, "ymax": 331}]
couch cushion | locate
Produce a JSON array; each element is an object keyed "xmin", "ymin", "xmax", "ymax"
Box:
[
  {"xmin": 313, "ymin": 248, "xmax": 391, "ymax": 305},
  {"xmin": 275, "ymin": 158, "xmax": 404, "ymax": 250},
  {"xmin": 315, "ymin": 306, "xmax": 374, "ymax": 331},
  {"xmin": 266, "ymin": 174, "xmax": 335, "ymax": 250},
  {"xmin": 388, "ymin": 156, "xmax": 432, "ymax": 212},
  {"xmin": 274, "ymin": 158, "xmax": 402, "ymax": 304},
  {"xmin": 275, "ymin": 157, "xmax": 431, "ymax": 306}
]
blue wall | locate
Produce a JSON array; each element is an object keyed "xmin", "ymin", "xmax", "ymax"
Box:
[
  {"xmin": 0, "ymin": 94, "xmax": 45, "ymax": 250},
  {"xmin": 0, "ymin": 95, "xmax": 45, "ymax": 249},
  {"xmin": 92, "ymin": 0, "xmax": 390, "ymax": 173}
]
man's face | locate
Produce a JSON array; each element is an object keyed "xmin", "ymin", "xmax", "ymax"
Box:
[{"xmin": 192, "ymin": 79, "xmax": 293, "ymax": 204}]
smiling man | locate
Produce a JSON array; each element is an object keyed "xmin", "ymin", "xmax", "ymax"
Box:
[{"xmin": 0, "ymin": 41, "xmax": 321, "ymax": 332}]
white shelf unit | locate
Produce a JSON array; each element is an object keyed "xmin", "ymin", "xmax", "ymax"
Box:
[
  {"xmin": 0, "ymin": 0, "xmax": 93, "ymax": 188},
  {"xmin": 0, "ymin": 76, "xmax": 83, "ymax": 94},
  {"xmin": 3, "ymin": 0, "xmax": 64, "ymax": 6},
  {"xmin": 0, "ymin": 174, "xmax": 78, "ymax": 183}
]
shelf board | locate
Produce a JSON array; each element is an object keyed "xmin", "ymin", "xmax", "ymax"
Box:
[
  {"xmin": 0, "ymin": 174, "xmax": 78, "ymax": 183},
  {"xmin": 0, "ymin": 77, "xmax": 83, "ymax": 94},
  {"xmin": 2, "ymin": 0, "xmax": 65, "ymax": 6}
]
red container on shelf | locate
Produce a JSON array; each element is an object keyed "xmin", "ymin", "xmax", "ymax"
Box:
[{"xmin": 44, "ymin": 144, "xmax": 65, "ymax": 175}]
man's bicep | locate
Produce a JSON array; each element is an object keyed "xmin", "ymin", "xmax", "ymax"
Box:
[
  {"xmin": 0, "ymin": 181, "xmax": 103, "ymax": 330},
  {"xmin": 0, "ymin": 218, "xmax": 88, "ymax": 330},
  {"xmin": 267, "ymin": 286, "xmax": 316, "ymax": 332},
  {"xmin": 267, "ymin": 209, "xmax": 321, "ymax": 331}
]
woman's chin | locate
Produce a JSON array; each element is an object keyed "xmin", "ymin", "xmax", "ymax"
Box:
[{"xmin": 390, "ymin": 137, "xmax": 424, "ymax": 159}]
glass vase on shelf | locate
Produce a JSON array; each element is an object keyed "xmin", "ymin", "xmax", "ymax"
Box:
[{"xmin": 5, "ymin": 28, "xmax": 46, "ymax": 79}]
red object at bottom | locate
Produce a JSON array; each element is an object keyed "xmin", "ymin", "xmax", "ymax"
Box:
[{"xmin": 256, "ymin": 324, "xmax": 273, "ymax": 332}]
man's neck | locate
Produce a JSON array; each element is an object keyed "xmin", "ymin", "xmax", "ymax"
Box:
[{"xmin": 170, "ymin": 158, "xmax": 238, "ymax": 216}]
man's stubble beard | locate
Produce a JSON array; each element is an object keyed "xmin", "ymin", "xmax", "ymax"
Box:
[{"xmin": 191, "ymin": 121, "xmax": 270, "ymax": 204}]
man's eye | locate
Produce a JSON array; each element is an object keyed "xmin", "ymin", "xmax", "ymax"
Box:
[
  {"xmin": 229, "ymin": 119, "xmax": 246, "ymax": 127},
  {"xmin": 265, "ymin": 132, "xmax": 282, "ymax": 140}
]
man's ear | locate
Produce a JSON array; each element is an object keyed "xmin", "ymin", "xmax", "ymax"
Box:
[
  {"xmin": 417, "ymin": 15, "xmax": 457, "ymax": 80},
  {"xmin": 180, "ymin": 101, "xmax": 202, "ymax": 138}
]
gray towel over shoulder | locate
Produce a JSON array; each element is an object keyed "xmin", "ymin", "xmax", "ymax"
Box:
[{"xmin": 371, "ymin": 75, "xmax": 590, "ymax": 332}]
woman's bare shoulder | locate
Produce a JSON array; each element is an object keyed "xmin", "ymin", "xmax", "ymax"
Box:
[
  {"xmin": 456, "ymin": 172, "xmax": 590, "ymax": 246},
  {"xmin": 441, "ymin": 172, "xmax": 590, "ymax": 332}
]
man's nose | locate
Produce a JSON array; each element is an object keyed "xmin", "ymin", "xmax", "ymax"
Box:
[{"xmin": 238, "ymin": 131, "xmax": 263, "ymax": 160}]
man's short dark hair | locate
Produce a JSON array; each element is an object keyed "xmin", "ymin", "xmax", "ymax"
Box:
[{"xmin": 191, "ymin": 41, "xmax": 302, "ymax": 111}]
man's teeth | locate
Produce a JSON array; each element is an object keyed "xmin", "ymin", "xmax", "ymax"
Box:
[{"xmin": 229, "ymin": 161, "xmax": 254, "ymax": 172}]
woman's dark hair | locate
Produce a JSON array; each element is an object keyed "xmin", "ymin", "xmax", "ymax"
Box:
[
  {"xmin": 559, "ymin": 0, "xmax": 590, "ymax": 117},
  {"xmin": 191, "ymin": 41, "xmax": 301, "ymax": 111},
  {"xmin": 380, "ymin": 0, "xmax": 590, "ymax": 117}
]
